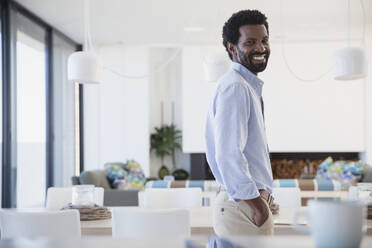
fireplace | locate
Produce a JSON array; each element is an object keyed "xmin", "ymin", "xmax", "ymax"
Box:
[{"xmin": 190, "ymin": 152, "xmax": 360, "ymax": 180}]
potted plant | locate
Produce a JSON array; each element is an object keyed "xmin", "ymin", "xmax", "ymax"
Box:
[{"xmin": 150, "ymin": 124, "xmax": 182, "ymax": 179}]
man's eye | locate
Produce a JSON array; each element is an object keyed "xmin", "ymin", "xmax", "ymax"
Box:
[
  {"xmin": 245, "ymin": 41, "xmax": 255, "ymax": 46},
  {"xmin": 262, "ymin": 39, "xmax": 269, "ymax": 44}
]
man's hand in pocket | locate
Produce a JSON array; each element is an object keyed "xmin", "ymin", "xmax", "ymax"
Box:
[{"xmin": 244, "ymin": 196, "xmax": 269, "ymax": 227}]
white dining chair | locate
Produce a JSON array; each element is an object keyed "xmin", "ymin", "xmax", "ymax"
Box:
[
  {"xmin": 0, "ymin": 209, "xmax": 81, "ymax": 239},
  {"xmin": 348, "ymin": 186, "xmax": 359, "ymax": 200},
  {"xmin": 46, "ymin": 186, "xmax": 104, "ymax": 209},
  {"xmin": 272, "ymin": 187, "xmax": 301, "ymax": 207},
  {"xmin": 112, "ymin": 208, "xmax": 190, "ymax": 238},
  {"xmin": 141, "ymin": 188, "xmax": 202, "ymax": 208}
]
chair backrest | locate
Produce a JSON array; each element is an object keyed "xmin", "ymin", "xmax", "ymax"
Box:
[
  {"xmin": 46, "ymin": 187, "xmax": 104, "ymax": 209},
  {"xmin": 272, "ymin": 187, "xmax": 301, "ymax": 207},
  {"xmin": 0, "ymin": 209, "xmax": 81, "ymax": 239},
  {"xmin": 348, "ymin": 186, "xmax": 359, "ymax": 200},
  {"xmin": 112, "ymin": 208, "xmax": 190, "ymax": 238},
  {"xmin": 141, "ymin": 188, "xmax": 202, "ymax": 208}
]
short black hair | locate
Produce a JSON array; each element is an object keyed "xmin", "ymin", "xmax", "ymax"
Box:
[{"xmin": 222, "ymin": 10, "xmax": 269, "ymax": 60}]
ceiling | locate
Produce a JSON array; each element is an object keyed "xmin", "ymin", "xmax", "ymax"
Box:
[{"xmin": 15, "ymin": 0, "xmax": 372, "ymax": 46}]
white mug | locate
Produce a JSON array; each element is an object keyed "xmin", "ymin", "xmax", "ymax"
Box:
[{"xmin": 292, "ymin": 200, "xmax": 366, "ymax": 248}]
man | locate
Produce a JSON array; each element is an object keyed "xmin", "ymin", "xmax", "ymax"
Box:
[{"xmin": 205, "ymin": 10, "xmax": 274, "ymax": 235}]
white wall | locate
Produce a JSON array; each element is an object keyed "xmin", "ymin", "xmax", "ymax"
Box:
[
  {"xmin": 83, "ymin": 34, "xmax": 372, "ymax": 176},
  {"xmin": 84, "ymin": 45, "xmax": 150, "ymax": 176},
  {"xmin": 84, "ymin": 45, "xmax": 192, "ymax": 178},
  {"xmin": 262, "ymin": 40, "xmax": 364, "ymax": 152},
  {"xmin": 182, "ymin": 46, "xmax": 220, "ymax": 153},
  {"xmin": 148, "ymin": 48, "xmax": 190, "ymax": 177},
  {"xmin": 182, "ymin": 40, "xmax": 367, "ymax": 154},
  {"xmin": 363, "ymin": 26, "xmax": 372, "ymax": 164}
]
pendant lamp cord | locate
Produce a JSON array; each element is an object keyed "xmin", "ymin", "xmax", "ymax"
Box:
[
  {"xmin": 84, "ymin": 0, "xmax": 95, "ymax": 52},
  {"xmin": 100, "ymin": 0, "xmax": 203, "ymax": 79},
  {"xmin": 360, "ymin": 0, "xmax": 366, "ymax": 47},
  {"xmin": 348, "ymin": 0, "xmax": 351, "ymax": 47},
  {"xmin": 102, "ymin": 49, "xmax": 181, "ymax": 79},
  {"xmin": 84, "ymin": 0, "xmax": 89, "ymax": 51},
  {"xmin": 81, "ymin": 0, "xmax": 182, "ymax": 80},
  {"xmin": 279, "ymin": 0, "xmax": 331, "ymax": 83}
]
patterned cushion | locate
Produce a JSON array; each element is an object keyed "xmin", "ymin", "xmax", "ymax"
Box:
[
  {"xmin": 316, "ymin": 157, "xmax": 364, "ymax": 189},
  {"xmin": 106, "ymin": 160, "xmax": 146, "ymax": 190}
]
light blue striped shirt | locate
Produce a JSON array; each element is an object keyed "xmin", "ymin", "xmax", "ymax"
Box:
[{"xmin": 205, "ymin": 62, "xmax": 273, "ymax": 201}]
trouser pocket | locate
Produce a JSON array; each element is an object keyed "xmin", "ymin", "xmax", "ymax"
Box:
[
  {"xmin": 237, "ymin": 200, "xmax": 257, "ymax": 227},
  {"xmin": 237, "ymin": 198, "xmax": 271, "ymax": 228}
]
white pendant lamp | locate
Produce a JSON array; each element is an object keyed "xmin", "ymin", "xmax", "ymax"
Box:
[
  {"xmin": 332, "ymin": 47, "xmax": 367, "ymax": 80},
  {"xmin": 68, "ymin": 51, "xmax": 100, "ymax": 84},
  {"xmin": 332, "ymin": 0, "xmax": 367, "ymax": 81},
  {"xmin": 203, "ymin": 51, "xmax": 230, "ymax": 82},
  {"xmin": 68, "ymin": 0, "xmax": 101, "ymax": 84}
]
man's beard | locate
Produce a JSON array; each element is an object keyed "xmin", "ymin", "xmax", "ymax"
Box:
[{"xmin": 237, "ymin": 47, "xmax": 270, "ymax": 74}]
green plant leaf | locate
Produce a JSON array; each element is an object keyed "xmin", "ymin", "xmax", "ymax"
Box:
[{"xmin": 150, "ymin": 124, "xmax": 182, "ymax": 159}]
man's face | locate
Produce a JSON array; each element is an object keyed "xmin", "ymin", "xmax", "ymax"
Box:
[{"xmin": 230, "ymin": 24, "xmax": 270, "ymax": 74}]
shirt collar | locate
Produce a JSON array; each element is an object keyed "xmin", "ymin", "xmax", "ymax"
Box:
[{"xmin": 231, "ymin": 62, "xmax": 264, "ymax": 96}]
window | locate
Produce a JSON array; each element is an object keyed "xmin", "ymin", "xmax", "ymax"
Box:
[
  {"xmin": 0, "ymin": 1, "xmax": 80, "ymax": 208},
  {"xmin": 15, "ymin": 13, "xmax": 47, "ymax": 208},
  {"xmin": 52, "ymin": 33, "xmax": 78, "ymax": 187},
  {"xmin": 0, "ymin": 12, "xmax": 2, "ymax": 207}
]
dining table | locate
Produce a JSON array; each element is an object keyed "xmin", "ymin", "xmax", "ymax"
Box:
[
  {"xmin": 80, "ymin": 206, "xmax": 372, "ymax": 236},
  {"xmin": 1, "ymin": 235, "xmax": 372, "ymax": 248},
  {"xmin": 2, "ymin": 206, "xmax": 372, "ymax": 247}
]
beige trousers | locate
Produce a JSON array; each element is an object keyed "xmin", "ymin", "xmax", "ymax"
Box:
[{"xmin": 213, "ymin": 191, "xmax": 274, "ymax": 236}]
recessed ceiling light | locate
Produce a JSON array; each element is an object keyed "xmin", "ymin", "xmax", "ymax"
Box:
[{"xmin": 183, "ymin": 27, "xmax": 205, "ymax": 32}]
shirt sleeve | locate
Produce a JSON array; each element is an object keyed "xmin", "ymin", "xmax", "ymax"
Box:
[{"xmin": 213, "ymin": 82, "xmax": 260, "ymax": 201}]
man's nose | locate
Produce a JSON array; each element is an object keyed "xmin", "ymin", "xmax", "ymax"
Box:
[{"xmin": 255, "ymin": 42, "xmax": 266, "ymax": 53}]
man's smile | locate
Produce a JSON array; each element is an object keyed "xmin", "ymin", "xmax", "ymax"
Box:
[{"xmin": 250, "ymin": 53, "xmax": 268, "ymax": 64}]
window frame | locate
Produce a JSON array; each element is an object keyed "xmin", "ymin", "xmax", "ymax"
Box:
[{"xmin": 1, "ymin": 0, "xmax": 82, "ymax": 208}]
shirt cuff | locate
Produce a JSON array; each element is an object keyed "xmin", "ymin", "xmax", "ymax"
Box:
[{"xmin": 230, "ymin": 182, "xmax": 260, "ymax": 202}]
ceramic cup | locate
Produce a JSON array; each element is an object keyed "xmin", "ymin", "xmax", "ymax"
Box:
[{"xmin": 292, "ymin": 200, "xmax": 366, "ymax": 248}]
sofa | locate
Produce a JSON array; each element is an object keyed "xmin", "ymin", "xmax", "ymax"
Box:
[{"xmin": 72, "ymin": 170, "xmax": 139, "ymax": 206}]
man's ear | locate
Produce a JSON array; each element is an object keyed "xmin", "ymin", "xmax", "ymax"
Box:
[{"xmin": 227, "ymin": 42, "xmax": 237, "ymax": 59}]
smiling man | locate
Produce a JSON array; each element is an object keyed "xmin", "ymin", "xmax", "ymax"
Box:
[{"xmin": 205, "ymin": 10, "xmax": 274, "ymax": 235}]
